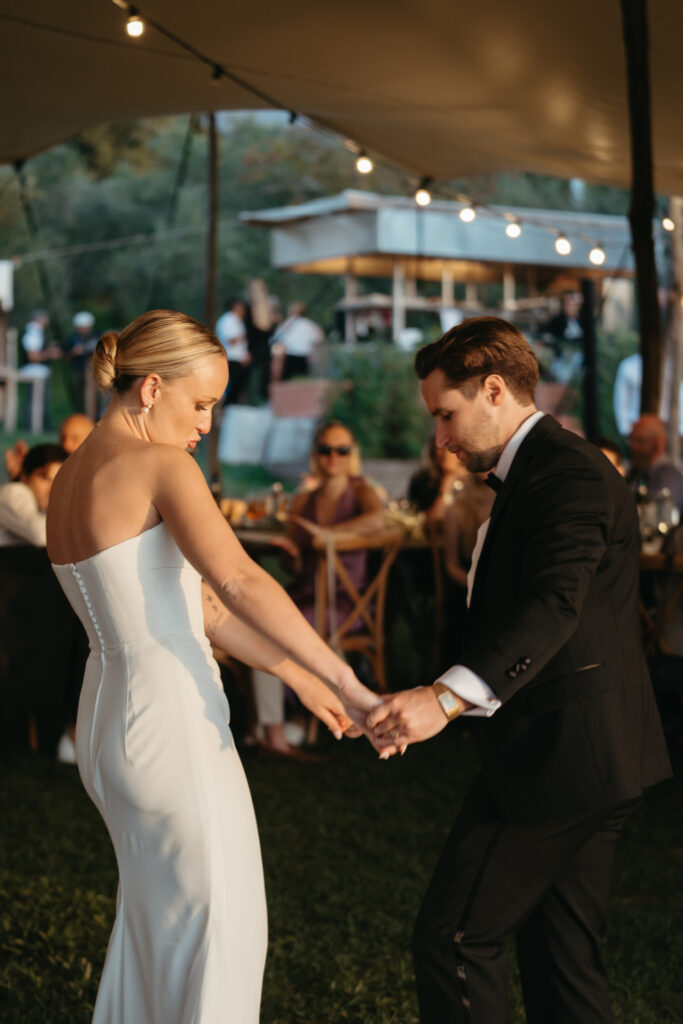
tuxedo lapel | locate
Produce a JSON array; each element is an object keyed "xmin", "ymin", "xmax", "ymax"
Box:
[{"xmin": 468, "ymin": 415, "xmax": 561, "ymax": 614}]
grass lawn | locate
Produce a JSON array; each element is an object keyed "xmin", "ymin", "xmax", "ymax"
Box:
[{"xmin": 1, "ymin": 720, "xmax": 681, "ymax": 1024}]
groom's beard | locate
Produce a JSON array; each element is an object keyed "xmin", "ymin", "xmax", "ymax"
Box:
[{"xmin": 455, "ymin": 444, "xmax": 505, "ymax": 474}]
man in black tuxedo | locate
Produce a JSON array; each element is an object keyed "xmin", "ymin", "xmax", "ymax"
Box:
[{"xmin": 369, "ymin": 317, "xmax": 671, "ymax": 1023}]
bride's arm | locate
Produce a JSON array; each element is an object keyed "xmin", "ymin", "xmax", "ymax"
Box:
[
  {"xmin": 202, "ymin": 582, "xmax": 352, "ymax": 740},
  {"xmin": 153, "ymin": 449, "xmax": 393, "ymax": 745}
]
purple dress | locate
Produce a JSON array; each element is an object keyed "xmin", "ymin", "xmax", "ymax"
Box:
[{"xmin": 289, "ymin": 478, "xmax": 368, "ymax": 635}]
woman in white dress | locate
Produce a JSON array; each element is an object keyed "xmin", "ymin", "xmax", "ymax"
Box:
[{"xmin": 46, "ymin": 310, "xmax": 392, "ymax": 1024}]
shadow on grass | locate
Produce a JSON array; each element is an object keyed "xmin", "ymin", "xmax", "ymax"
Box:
[{"xmin": 1, "ymin": 731, "xmax": 681, "ymax": 1023}]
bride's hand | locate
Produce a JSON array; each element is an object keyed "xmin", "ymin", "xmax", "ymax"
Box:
[
  {"xmin": 292, "ymin": 672, "xmax": 353, "ymax": 740},
  {"xmin": 336, "ymin": 670, "xmax": 403, "ymax": 757}
]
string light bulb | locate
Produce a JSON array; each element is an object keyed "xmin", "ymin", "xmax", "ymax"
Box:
[
  {"xmin": 505, "ymin": 221, "xmax": 522, "ymax": 239},
  {"xmin": 356, "ymin": 152, "xmax": 373, "ymax": 175},
  {"xmin": 662, "ymin": 216, "xmax": 675, "ymax": 232},
  {"xmin": 589, "ymin": 244, "xmax": 606, "ymax": 266},
  {"xmin": 414, "ymin": 178, "xmax": 433, "ymax": 207},
  {"xmin": 555, "ymin": 233, "xmax": 572, "ymax": 256},
  {"xmin": 459, "ymin": 204, "xmax": 476, "ymax": 223},
  {"xmin": 126, "ymin": 7, "xmax": 145, "ymax": 36}
]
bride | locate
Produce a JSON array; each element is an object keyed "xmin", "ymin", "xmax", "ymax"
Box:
[{"xmin": 47, "ymin": 309, "xmax": 394, "ymax": 1023}]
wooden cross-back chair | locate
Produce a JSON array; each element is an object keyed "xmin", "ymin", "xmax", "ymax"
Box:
[{"xmin": 312, "ymin": 527, "xmax": 405, "ymax": 692}]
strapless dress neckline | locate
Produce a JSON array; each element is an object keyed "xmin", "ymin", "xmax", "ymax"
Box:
[{"xmin": 51, "ymin": 520, "xmax": 166, "ymax": 568}]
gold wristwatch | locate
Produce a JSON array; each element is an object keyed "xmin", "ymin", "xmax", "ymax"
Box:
[{"xmin": 432, "ymin": 682, "xmax": 463, "ymax": 722}]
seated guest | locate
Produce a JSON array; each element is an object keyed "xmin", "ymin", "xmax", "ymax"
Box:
[
  {"xmin": 628, "ymin": 414, "xmax": 683, "ymax": 507},
  {"xmin": 4, "ymin": 413, "xmax": 94, "ymax": 482},
  {"xmin": 0, "ymin": 443, "xmax": 68, "ymax": 546},
  {"xmin": 252, "ymin": 421, "xmax": 384, "ymax": 758},
  {"xmin": 440, "ymin": 470, "xmax": 495, "ymax": 667},
  {"xmin": 593, "ymin": 435, "xmax": 626, "ymax": 477},
  {"xmin": 59, "ymin": 412, "xmax": 95, "ymax": 454},
  {"xmin": 0, "ymin": 442, "xmax": 78, "ymax": 760},
  {"xmin": 443, "ymin": 471, "xmax": 495, "ymax": 590},
  {"xmin": 408, "ymin": 437, "xmax": 469, "ymax": 523}
]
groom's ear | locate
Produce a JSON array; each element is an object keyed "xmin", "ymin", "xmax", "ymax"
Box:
[{"xmin": 482, "ymin": 374, "xmax": 506, "ymax": 406}]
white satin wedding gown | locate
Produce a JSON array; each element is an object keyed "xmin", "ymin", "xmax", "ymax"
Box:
[{"xmin": 53, "ymin": 521, "xmax": 267, "ymax": 1023}]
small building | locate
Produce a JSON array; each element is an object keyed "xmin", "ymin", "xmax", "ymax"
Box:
[{"xmin": 240, "ymin": 190, "xmax": 641, "ymax": 342}]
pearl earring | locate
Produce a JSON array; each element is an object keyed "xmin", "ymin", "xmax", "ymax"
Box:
[{"xmin": 143, "ymin": 404, "xmax": 151, "ymax": 414}]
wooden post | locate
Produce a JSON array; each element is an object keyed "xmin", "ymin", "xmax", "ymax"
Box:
[
  {"xmin": 668, "ymin": 196, "xmax": 683, "ymax": 459},
  {"xmin": 620, "ymin": 0, "xmax": 662, "ymax": 414},
  {"xmin": 204, "ymin": 112, "xmax": 222, "ymax": 501},
  {"xmin": 502, "ymin": 267, "xmax": 515, "ymax": 311},
  {"xmin": 581, "ymin": 278, "xmax": 600, "ymax": 439},
  {"xmin": 344, "ymin": 271, "xmax": 357, "ymax": 343},
  {"xmin": 392, "ymin": 263, "xmax": 406, "ymax": 342},
  {"xmin": 13, "ymin": 161, "xmax": 65, "ymax": 342},
  {"xmin": 441, "ymin": 265, "xmax": 455, "ymax": 307}
]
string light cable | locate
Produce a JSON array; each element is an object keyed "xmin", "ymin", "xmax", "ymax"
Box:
[{"xmin": 0, "ymin": 4, "xmax": 649, "ymax": 265}]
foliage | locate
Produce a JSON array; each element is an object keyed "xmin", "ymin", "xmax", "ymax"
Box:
[
  {"xmin": 1, "ymin": 114, "xmax": 639, "ymax": 344},
  {"xmin": 0, "ymin": 734, "xmax": 681, "ymax": 1023},
  {"xmin": 325, "ymin": 343, "xmax": 432, "ymax": 458}
]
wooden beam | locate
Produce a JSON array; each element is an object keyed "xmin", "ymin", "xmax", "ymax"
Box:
[
  {"xmin": 580, "ymin": 278, "xmax": 600, "ymax": 439},
  {"xmin": 620, "ymin": 0, "xmax": 662, "ymax": 414},
  {"xmin": 204, "ymin": 112, "xmax": 222, "ymax": 501},
  {"xmin": 668, "ymin": 196, "xmax": 683, "ymax": 456}
]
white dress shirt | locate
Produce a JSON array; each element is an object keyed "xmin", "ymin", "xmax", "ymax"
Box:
[
  {"xmin": 0, "ymin": 482, "xmax": 47, "ymax": 546},
  {"xmin": 438, "ymin": 410, "xmax": 545, "ymax": 716},
  {"xmin": 272, "ymin": 316, "xmax": 323, "ymax": 357},
  {"xmin": 215, "ymin": 311, "xmax": 248, "ymax": 363}
]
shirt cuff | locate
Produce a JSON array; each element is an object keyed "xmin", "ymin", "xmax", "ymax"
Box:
[{"xmin": 437, "ymin": 665, "xmax": 501, "ymax": 717}]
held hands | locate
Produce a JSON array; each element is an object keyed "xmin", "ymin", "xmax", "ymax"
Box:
[
  {"xmin": 334, "ymin": 667, "xmax": 405, "ymax": 758},
  {"xmin": 367, "ymin": 686, "xmax": 453, "ymax": 747},
  {"xmin": 295, "ymin": 669, "xmax": 402, "ymax": 757}
]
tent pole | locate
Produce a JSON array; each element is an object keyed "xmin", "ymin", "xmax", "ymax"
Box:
[
  {"xmin": 620, "ymin": 0, "xmax": 661, "ymax": 415},
  {"xmin": 13, "ymin": 160, "xmax": 64, "ymax": 342},
  {"xmin": 580, "ymin": 278, "xmax": 599, "ymax": 439},
  {"xmin": 668, "ymin": 196, "xmax": 682, "ymax": 460},
  {"xmin": 204, "ymin": 112, "xmax": 222, "ymax": 501}
]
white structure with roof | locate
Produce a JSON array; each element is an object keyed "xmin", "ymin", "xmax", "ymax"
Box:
[{"xmin": 241, "ymin": 190, "xmax": 640, "ymax": 343}]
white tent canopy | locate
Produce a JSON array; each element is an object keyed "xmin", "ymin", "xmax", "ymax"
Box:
[{"xmin": 2, "ymin": 0, "xmax": 683, "ymax": 193}]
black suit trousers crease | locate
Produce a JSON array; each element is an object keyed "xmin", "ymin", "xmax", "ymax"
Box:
[{"xmin": 413, "ymin": 779, "xmax": 639, "ymax": 1024}]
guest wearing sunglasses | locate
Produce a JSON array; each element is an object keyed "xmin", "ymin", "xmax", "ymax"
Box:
[{"xmin": 250, "ymin": 421, "xmax": 384, "ymax": 759}]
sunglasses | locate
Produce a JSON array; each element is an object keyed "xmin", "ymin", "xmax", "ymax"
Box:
[{"xmin": 317, "ymin": 443, "xmax": 351, "ymax": 456}]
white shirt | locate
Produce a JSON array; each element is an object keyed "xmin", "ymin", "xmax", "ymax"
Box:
[
  {"xmin": 0, "ymin": 482, "xmax": 47, "ymax": 546},
  {"xmin": 21, "ymin": 320, "xmax": 51, "ymax": 379},
  {"xmin": 613, "ymin": 352, "xmax": 683, "ymax": 437},
  {"xmin": 272, "ymin": 316, "xmax": 323, "ymax": 357},
  {"xmin": 215, "ymin": 311, "xmax": 248, "ymax": 363},
  {"xmin": 438, "ymin": 410, "xmax": 545, "ymax": 716}
]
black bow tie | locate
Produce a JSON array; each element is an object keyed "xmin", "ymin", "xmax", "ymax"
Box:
[{"xmin": 485, "ymin": 472, "xmax": 503, "ymax": 494}]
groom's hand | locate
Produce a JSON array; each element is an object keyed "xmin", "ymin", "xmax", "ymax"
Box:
[
  {"xmin": 343, "ymin": 702, "xmax": 403, "ymax": 758},
  {"xmin": 367, "ymin": 686, "xmax": 452, "ymax": 746}
]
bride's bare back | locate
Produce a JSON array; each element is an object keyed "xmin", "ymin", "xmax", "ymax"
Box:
[{"xmin": 47, "ymin": 430, "xmax": 164, "ymax": 564}]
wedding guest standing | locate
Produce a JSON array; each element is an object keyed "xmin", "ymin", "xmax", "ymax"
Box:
[
  {"xmin": 215, "ymin": 297, "xmax": 251, "ymax": 404},
  {"xmin": 370, "ymin": 316, "xmax": 671, "ymax": 1024},
  {"xmin": 20, "ymin": 309, "xmax": 62, "ymax": 429},
  {"xmin": 271, "ymin": 301, "xmax": 324, "ymax": 379},
  {"xmin": 64, "ymin": 311, "xmax": 98, "ymax": 410}
]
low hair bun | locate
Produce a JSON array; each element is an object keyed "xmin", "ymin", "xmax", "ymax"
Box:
[{"xmin": 93, "ymin": 331, "xmax": 119, "ymax": 390}]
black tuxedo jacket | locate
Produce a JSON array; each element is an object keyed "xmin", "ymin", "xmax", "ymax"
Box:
[{"xmin": 461, "ymin": 415, "xmax": 671, "ymax": 824}]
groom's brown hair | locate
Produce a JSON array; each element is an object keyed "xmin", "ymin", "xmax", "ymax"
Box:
[{"xmin": 414, "ymin": 316, "xmax": 539, "ymax": 404}]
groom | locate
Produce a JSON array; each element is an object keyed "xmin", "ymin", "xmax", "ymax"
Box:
[{"xmin": 369, "ymin": 317, "xmax": 671, "ymax": 1023}]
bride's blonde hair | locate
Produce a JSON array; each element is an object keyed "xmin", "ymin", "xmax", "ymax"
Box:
[{"xmin": 93, "ymin": 309, "xmax": 226, "ymax": 392}]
